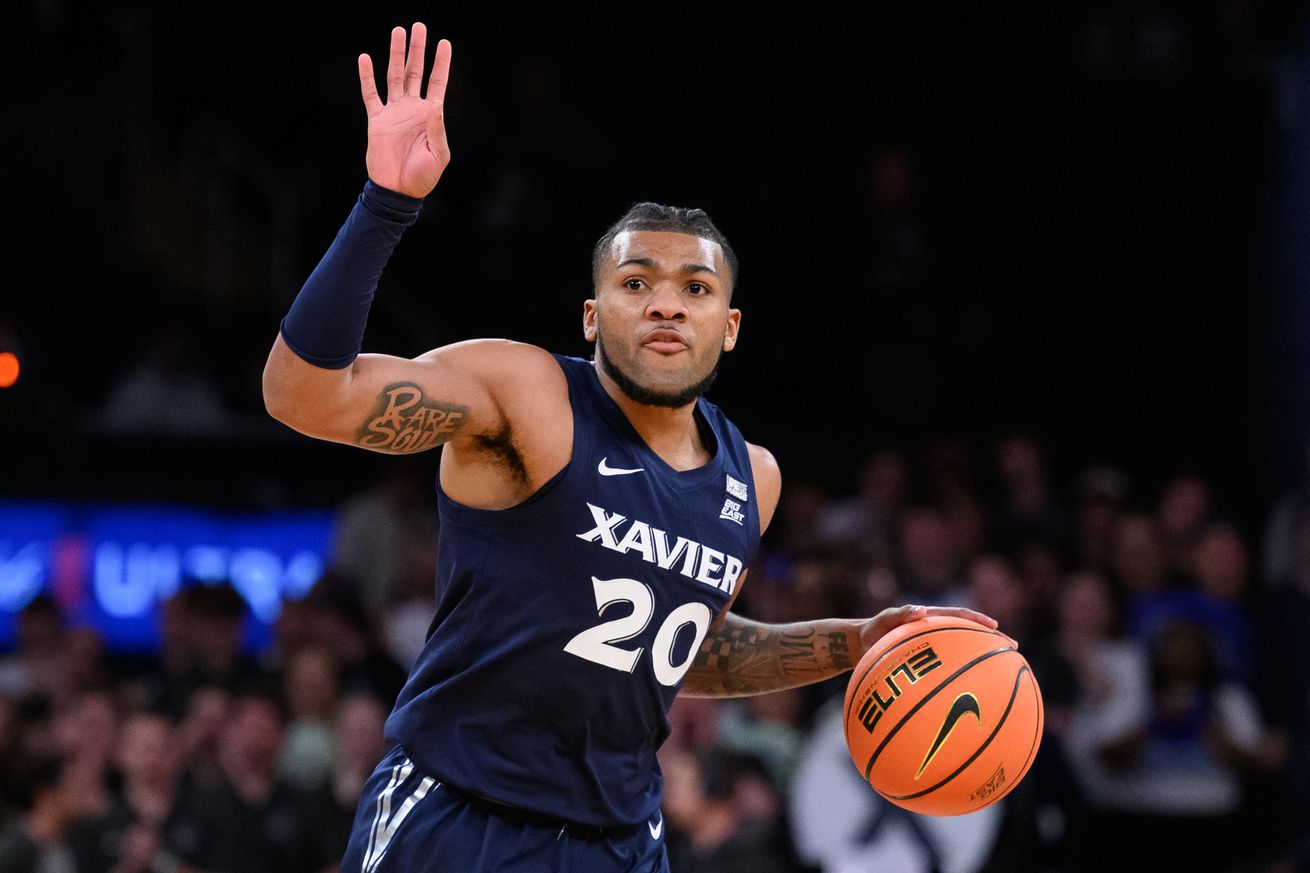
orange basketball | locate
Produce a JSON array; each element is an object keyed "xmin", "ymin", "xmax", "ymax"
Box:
[{"xmin": 843, "ymin": 615, "xmax": 1043, "ymax": 816}]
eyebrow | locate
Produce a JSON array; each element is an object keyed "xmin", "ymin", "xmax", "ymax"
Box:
[{"xmin": 615, "ymin": 257, "xmax": 719, "ymax": 277}]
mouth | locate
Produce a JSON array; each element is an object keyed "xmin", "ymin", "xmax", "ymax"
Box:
[{"xmin": 642, "ymin": 328, "xmax": 689, "ymax": 355}]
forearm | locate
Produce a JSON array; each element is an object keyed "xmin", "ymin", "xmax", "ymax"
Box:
[
  {"xmin": 680, "ymin": 612, "xmax": 860, "ymax": 698},
  {"xmin": 264, "ymin": 181, "xmax": 422, "ymax": 418}
]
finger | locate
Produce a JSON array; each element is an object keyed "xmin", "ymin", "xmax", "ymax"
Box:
[
  {"xmin": 875, "ymin": 604, "xmax": 925, "ymax": 627},
  {"xmin": 921, "ymin": 606, "xmax": 1000, "ymax": 629},
  {"xmin": 404, "ymin": 22, "xmax": 427, "ymax": 96},
  {"xmin": 427, "ymin": 38, "xmax": 452, "ymax": 102},
  {"xmin": 386, "ymin": 25, "xmax": 407, "ymax": 103},
  {"xmin": 358, "ymin": 54, "xmax": 382, "ymax": 117}
]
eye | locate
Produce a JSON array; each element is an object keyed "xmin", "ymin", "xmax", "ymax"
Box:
[
  {"xmin": 623, "ymin": 278, "xmax": 645, "ymax": 291},
  {"xmin": 687, "ymin": 282, "xmax": 710, "ymax": 296}
]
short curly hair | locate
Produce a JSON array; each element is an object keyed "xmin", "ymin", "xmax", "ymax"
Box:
[{"xmin": 591, "ymin": 202, "xmax": 739, "ymax": 298}]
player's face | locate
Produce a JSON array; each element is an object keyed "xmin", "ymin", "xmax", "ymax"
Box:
[{"xmin": 583, "ymin": 230, "xmax": 740, "ymax": 408}]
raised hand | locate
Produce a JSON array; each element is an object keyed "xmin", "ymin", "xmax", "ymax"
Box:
[{"xmin": 358, "ymin": 23, "xmax": 452, "ymax": 198}]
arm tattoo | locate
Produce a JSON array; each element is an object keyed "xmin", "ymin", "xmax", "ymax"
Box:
[
  {"xmin": 683, "ymin": 616, "xmax": 856, "ymax": 697},
  {"xmin": 355, "ymin": 382, "xmax": 469, "ymax": 453}
]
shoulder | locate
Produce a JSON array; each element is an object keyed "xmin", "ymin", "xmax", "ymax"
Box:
[
  {"xmin": 417, "ymin": 339, "xmax": 569, "ymax": 422},
  {"xmin": 746, "ymin": 442, "xmax": 782, "ymax": 534},
  {"xmin": 415, "ymin": 339, "xmax": 564, "ymax": 384}
]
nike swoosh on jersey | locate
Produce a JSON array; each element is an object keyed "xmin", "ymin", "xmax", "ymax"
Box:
[
  {"xmin": 648, "ymin": 812, "xmax": 663, "ymax": 840},
  {"xmin": 916, "ymin": 692, "xmax": 982, "ymax": 779},
  {"xmin": 598, "ymin": 457, "xmax": 645, "ymax": 476}
]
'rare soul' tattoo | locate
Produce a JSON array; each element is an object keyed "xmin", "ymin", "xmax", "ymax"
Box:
[{"xmin": 356, "ymin": 383, "xmax": 469, "ymax": 453}]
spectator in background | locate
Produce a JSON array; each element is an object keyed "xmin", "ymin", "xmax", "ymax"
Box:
[
  {"xmin": 716, "ymin": 690, "xmax": 808, "ymax": 794},
  {"xmin": 1130, "ymin": 522, "xmax": 1253, "ymax": 681},
  {"xmin": 326, "ymin": 692, "xmax": 388, "ymax": 816},
  {"xmin": 379, "ymin": 539, "xmax": 440, "ymax": 670},
  {"xmin": 1107, "ymin": 621, "xmax": 1268, "ymax": 872},
  {"xmin": 940, "ymin": 492, "xmax": 988, "ymax": 572},
  {"xmin": 139, "ymin": 584, "xmax": 268, "ymax": 720},
  {"xmin": 1109, "ymin": 513, "xmax": 1168, "ymax": 601},
  {"xmin": 968, "ymin": 553, "xmax": 1082, "ymax": 865},
  {"xmin": 1154, "ymin": 475, "xmax": 1212, "ymax": 578},
  {"xmin": 51, "ymin": 629, "xmax": 109, "ymax": 709},
  {"xmin": 329, "ymin": 459, "xmax": 440, "ymax": 621},
  {"xmin": 276, "ymin": 646, "xmax": 339, "ymax": 792},
  {"xmin": 300, "ymin": 574, "xmax": 406, "ymax": 704},
  {"xmin": 817, "ymin": 450, "xmax": 907, "ymax": 560},
  {"xmin": 1072, "ymin": 466, "xmax": 1130, "ymax": 572},
  {"xmin": 176, "ymin": 691, "xmax": 330, "ymax": 873},
  {"xmin": 99, "ymin": 325, "xmax": 229, "ymax": 437},
  {"xmin": 988, "ymin": 434, "xmax": 1071, "ymax": 556},
  {"xmin": 0, "ymin": 696, "xmax": 39, "ymax": 825},
  {"xmin": 138, "ymin": 594, "xmax": 195, "ymax": 715},
  {"xmin": 310, "ymin": 692, "xmax": 391, "ymax": 867},
  {"xmin": 65, "ymin": 710, "xmax": 194, "ymax": 873},
  {"xmin": 967, "ymin": 555, "xmax": 1032, "ymax": 644},
  {"xmin": 185, "ymin": 586, "xmax": 263, "ymax": 694},
  {"xmin": 788, "ymin": 556, "xmax": 862, "ymax": 625},
  {"xmin": 174, "ymin": 686, "xmax": 229, "ymax": 790},
  {"xmin": 920, "ymin": 435, "xmax": 978, "ymax": 506},
  {"xmin": 0, "ymin": 596, "xmax": 64, "ymax": 714},
  {"xmin": 1261, "ymin": 440, "xmax": 1310, "ymax": 587},
  {"xmin": 0, "ymin": 755, "xmax": 75, "ymax": 873},
  {"xmin": 262, "ymin": 595, "xmax": 316, "ymax": 678},
  {"xmin": 897, "ymin": 507, "xmax": 968, "ymax": 606},
  {"xmin": 774, "ymin": 480, "xmax": 829, "ymax": 556},
  {"xmin": 1013, "ymin": 541, "xmax": 1064, "ymax": 629},
  {"xmin": 47, "ymin": 690, "xmax": 117, "ymax": 825},
  {"xmin": 663, "ymin": 747, "xmax": 794, "ymax": 873},
  {"xmin": 1056, "ymin": 570, "xmax": 1148, "ymax": 860}
]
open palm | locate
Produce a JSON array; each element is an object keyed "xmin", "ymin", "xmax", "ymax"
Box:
[{"xmin": 358, "ymin": 23, "xmax": 452, "ymax": 198}]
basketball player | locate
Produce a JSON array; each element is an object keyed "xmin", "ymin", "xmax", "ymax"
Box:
[{"xmin": 261, "ymin": 22, "xmax": 1000, "ymax": 873}]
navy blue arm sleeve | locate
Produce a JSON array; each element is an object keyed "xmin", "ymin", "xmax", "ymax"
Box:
[{"xmin": 278, "ymin": 181, "xmax": 424, "ymax": 369}]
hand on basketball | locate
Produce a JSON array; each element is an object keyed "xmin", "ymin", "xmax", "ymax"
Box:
[
  {"xmin": 856, "ymin": 605, "xmax": 1015, "ymax": 655},
  {"xmin": 358, "ymin": 23, "xmax": 452, "ymax": 198}
]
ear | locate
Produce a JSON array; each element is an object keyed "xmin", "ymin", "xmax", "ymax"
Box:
[
  {"xmin": 582, "ymin": 298, "xmax": 598, "ymax": 342},
  {"xmin": 722, "ymin": 307, "xmax": 741, "ymax": 352}
]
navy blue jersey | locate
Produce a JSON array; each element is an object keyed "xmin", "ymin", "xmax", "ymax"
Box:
[{"xmin": 383, "ymin": 354, "xmax": 762, "ymax": 827}]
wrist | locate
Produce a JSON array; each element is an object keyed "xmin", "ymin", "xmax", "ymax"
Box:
[{"xmin": 362, "ymin": 180, "xmax": 424, "ymax": 222}]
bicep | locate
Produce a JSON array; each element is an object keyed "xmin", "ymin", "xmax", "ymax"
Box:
[{"xmin": 264, "ymin": 335, "xmax": 555, "ymax": 455}]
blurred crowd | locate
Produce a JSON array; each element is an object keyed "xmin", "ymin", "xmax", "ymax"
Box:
[{"xmin": 2, "ymin": 434, "xmax": 1309, "ymax": 873}]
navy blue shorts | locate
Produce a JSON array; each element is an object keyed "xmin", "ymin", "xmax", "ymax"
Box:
[{"xmin": 340, "ymin": 746, "xmax": 671, "ymax": 873}]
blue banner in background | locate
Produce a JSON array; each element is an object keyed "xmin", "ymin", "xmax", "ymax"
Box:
[{"xmin": 0, "ymin": 502, "xmax": 335, "ymax": 653}]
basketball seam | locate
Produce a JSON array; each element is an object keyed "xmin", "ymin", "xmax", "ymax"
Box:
[
  {"xmin": 1002, "ymin": 669, "xmax": 1045, "ymax": 801},
  {"xmin": 884, "ymin": 664, "xmax": 1029, "ymax": 800},
  {"xmin": 861, "ymin": 646, "xmax": 1013, "ymax": 780},
  {"xmin": 842, "ymin": 626, "xmax": 1010, "ymax": 742}
]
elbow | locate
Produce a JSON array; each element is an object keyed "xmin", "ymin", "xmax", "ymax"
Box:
[
  {"xmin": 261, "ymin": 365, "xmax": 286, "ymax": 423},
  {"xmin": 261, "ymin": 356, "xmax": 301, "ymax": 427}
]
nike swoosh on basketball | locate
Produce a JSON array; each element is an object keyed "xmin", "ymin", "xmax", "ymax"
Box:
[
  {"xmin": 598, "ymin": 457, "xmax": 644, "ymax": 476},
  {"xmin": 916, "ymin": 692, "xmax": 982, "ymax": 779},
  {"xmin": 648, "ymin": 812, "xmax": 663, "ymax": 840}
]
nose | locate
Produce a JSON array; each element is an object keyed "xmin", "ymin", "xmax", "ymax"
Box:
[{"xmin": 645, "ymin": 283, "xmax": 688, "ymax": 321}]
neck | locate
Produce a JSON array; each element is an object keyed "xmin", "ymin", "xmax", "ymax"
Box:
[{"xmin": 593, "ymin": 362, "xmax": 710, "ymax": 471}]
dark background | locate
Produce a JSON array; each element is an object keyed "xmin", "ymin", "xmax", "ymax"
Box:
[{"xmin": 3, "ymin": 1, "xmax": 1308, "ymax": 526}]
